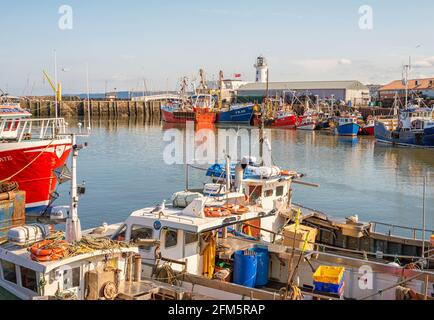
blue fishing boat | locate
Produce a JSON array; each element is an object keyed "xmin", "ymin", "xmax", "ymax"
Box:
[
  {"xmin": 375, "ymin": 107, "xmax": 434, "ymax": 147},
  {"xmin": 217, "ymin": 104, "xmax": 255, "ymax": 124},
  {"xmin": 336, "ymin": 116, "xmax": 361, "ymax": 136}
]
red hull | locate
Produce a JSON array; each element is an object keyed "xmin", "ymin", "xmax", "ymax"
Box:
[
  {"xmin": 272, "ymin": 115, "xmax": 301, "ymax": 129},
  {"xmin": 0, "ymin": 140, "xmax": 72, "ymax": 214},
  {"xmin": 364, "ymin": 125, "xmax": 375, "ymax": 135},
  {"xmin": 162, "ymin": 108, "xmax": 216, "ymax": 124}
]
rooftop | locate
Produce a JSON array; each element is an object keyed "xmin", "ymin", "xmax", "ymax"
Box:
[
  {"xmin": 380, "ymin": 78, "xmax": 434, "ymax": 91},
  {"xmin": 238, "ymin": 80, "xmax": 368, "ymax": 91},
  {"xmin": 127, "ymin": 204, "xmax": 273, "ymax": 233}
]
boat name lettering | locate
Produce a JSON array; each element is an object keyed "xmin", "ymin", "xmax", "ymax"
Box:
[{"xmin": 0, "ymin": 156, "xmax": 13, "ymax": 162}]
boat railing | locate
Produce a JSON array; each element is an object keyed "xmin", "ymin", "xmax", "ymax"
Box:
[
  {"xmin": 0, "ymin": 117, "xmax": 68, "ymax": 142},
  {"xmin": 370, "ymin": 221, "xmax": 434, "ymax": 241}
]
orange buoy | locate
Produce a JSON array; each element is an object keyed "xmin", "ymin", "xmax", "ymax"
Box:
[
  {"xmin": 204, "ymin": 207, "xmax": 231, "ymax": 218},
  {"xmin": 30, "ymin": 240, "xmax": 68, "ymax": 262},
  {"xmin": 223, "ymin": 204, "xmax": 250, "ymax": 215},
  {"xmin": 280, "ymin": 170, "xmax": 297, "ymax": 176},
  {"xmin": 30, "ymin": 253, "xmax": 65, "ymax": 262}
]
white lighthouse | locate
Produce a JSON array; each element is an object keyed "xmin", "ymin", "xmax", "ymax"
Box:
[{"xmin": 254, "ymin": 55, "xmax": 268, "ymax": 83}]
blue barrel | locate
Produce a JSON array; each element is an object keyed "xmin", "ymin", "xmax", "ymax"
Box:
[
  {"xmin": 233, "ymin": 250, "xmax": 257, "ymax": 288},
  {"xmin": 253, "ymin": 247, "xmax": 269, "ymax": 287}
]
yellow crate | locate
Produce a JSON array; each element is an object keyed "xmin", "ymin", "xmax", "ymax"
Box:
[
  {"xmin": 313, "ymin": 266, "xmax": 345, "ymax": 285},
  {"xmin": 431, "ymin": 234, "xmax": 434, "ymax": 247}
]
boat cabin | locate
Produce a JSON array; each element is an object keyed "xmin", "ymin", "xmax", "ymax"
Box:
[
  {"xmin": 110, "ymin": 162, "xmax": 295, "ymax": 278},
  {"xmin": 0, "ymin": 104, "xmax": 31, "ymax": 140},
  {"xmin": 399, "ymin": 108, "xmax": 434, "ymax": 131},
  {"xmin": 0, "ymin": 241, "xmax": 139, "ymax": 300},
  {"xmin": 338, "ymin": 116, "xmax": 357, "ymax": 126},
  {"xmin": 0, "ymin": 103, "xmax": 67, "ymax": 142}
]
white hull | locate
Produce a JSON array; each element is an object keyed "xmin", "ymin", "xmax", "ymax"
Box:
[{"xmin": 297, "ymin": 123, "xmax": 316, "ymax": 130}]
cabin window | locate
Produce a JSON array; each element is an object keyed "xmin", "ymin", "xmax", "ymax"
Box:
[
  {"xmin": 184, "ymin": 232, "xmax": 199, "ymax": 245},
  {"xmin": 131, "ymin": 225, "xmax": 154, "ymax": 251},
  {"xmin": 1, "ymin": 260, "xmax": 17, "ymax": 284},
  {"xmin": 4, "ymin": 120, "xmax": 12, "ymax": 131},
  {"xmin": 164, "ymin": 229, "xmax": 178, "ymax": 249},
  {"xmin": 276, "ymin": 186, "xmax": 284, "ymax": 197},
  {"xmin": 112, "ymin": 224, "xmax": 127, "ymax": 241},
  {"xmin": 20, "ymin": 267, "xmax": 38, "ymax": 292},
  {"xmin": 63, "ymin": 267, "xmax": 80, "ymax": 289},
  {"xmin": 264, "ymin": 189, "xmax": 273, "ymax": 197}
]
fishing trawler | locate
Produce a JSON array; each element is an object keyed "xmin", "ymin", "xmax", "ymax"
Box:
[
  {"xmin": 271, "ymin": 111, "xmax": 301, "ymax": 129},
  {"xmin": 0, "ymin": 103, "xmax": 71, "ymax": 216},
  {"xmin": 375, "ymin": 107, "xmax": 434, "ymax": 147},
  {"xmin": 94, "ymin": 154, "xmax": 433, "ymax": 300},
  {"xmin": 336, "ymin": 115, "xmax": 361, "ymax": 136},
  {"xmin": 217, "ymin": 104, "xmax": 255, "ymax": 124},
  {"xmin": 361, "ymin": 116, "xmax": 375, "ymax": 135},
  {"xmin": 161, "ymin": 94, "xmax": 217, "ymax": 124},
  {"xmin": 297, "ymin": 114, "xmax": 317, "ymax": 131}
]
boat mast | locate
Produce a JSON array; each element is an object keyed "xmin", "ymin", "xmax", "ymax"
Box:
[
  {"xmin": 403, "ymin": 57, "xmax": 411, "ymax": 108},
  {"xmin": 54, "ymin": 50, "xmax": 59, "ymax": 120},
  {"xmin": 86, "ymin": 63, "xmax": 91, "ymax": 132},
  {"xmin": 421, "ymin": 175, "xmax": 426, "ymax": 267},
  {"xmin": 218, "ymin": 70, "xmax": 224, "ymax": 110},
  {"xmin": 65, "ymin": 133, "xmax": 82, "ymax": 243}
]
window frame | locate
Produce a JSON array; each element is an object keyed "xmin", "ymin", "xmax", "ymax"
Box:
[
  {"xmin": 164, "ymin": 228, "xmax": 178, "ymax": 249},
  {"xmin": 276, "ymin": 186, "xmax": 284, "ymax": 197},
  {"xmin": 111, "ymin": 224, "xmax": 127, "ymax": 242},
  {"xmin": 0, "ymin": 259, "xmax": 18, "ymax": 284},
  {"xmin": 19, "ymin": 266, "xmax": 38, "ymax": 293},
  {"xmin": 184, "ymin": 231, "xmax": 199, "ymax": 246},
  {"xmin": 130, "ymin": 224, "xmax": 154, "ymax": 251}
]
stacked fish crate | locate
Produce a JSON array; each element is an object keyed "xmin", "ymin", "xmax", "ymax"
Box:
[{"xmin": 313, "ymin": 266, "xmax": 345, "ymax": 298}]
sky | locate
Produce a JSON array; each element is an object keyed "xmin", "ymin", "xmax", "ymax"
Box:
[{"xmin": 1, "ymin": 0, "xmax": 434, "ymax": 95}]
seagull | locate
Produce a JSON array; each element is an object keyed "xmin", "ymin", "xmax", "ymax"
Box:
[{"xmin": 151, "ymin": 200, "xmax": 166, "ymax": 215}]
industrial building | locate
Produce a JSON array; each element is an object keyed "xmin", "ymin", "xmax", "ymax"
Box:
[{"xmin": 237, "ymin": 80, "xmax": 371, "ymax": 106}]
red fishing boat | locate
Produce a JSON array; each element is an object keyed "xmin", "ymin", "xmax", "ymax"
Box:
[
  {"xmin": 161, "ymin": 94, "xmax": 216, "ymax": 124},
  {"xmin": 361, "ymin": 117, "xmax": 375, "ymax": 135},
  {"xmin": 272, "ymin": 111, "xmax": 301, "ymax": 129},
  {"xmin": 0, "ymin": 103, "xmax": 71, "ymax": 216}
]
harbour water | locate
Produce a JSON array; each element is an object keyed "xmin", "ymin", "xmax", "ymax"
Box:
[{"xmin": 57, "ymin": 118, "xmax": 433, "ymax": 232}]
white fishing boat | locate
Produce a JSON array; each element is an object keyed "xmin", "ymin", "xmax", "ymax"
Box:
[{"xmin": 89, "ymin": 152, "xmax": 433, "ymax": 300}]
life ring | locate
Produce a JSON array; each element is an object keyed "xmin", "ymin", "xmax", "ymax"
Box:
[
  {"xmin": 204, "ymin": 207, "xmax": 231, "ymax": 218},
  {"xmin": 30, "ymin": 253, "xmax": 65, "ymax": 262},
  {"xmin": 30, "ymin": 240, "xmax": 67, "ymax": 258},
  {"xmin": 223, "ymin": 204, "xmax": 250, "ymax": 215},
  {"xmin": 280, "ymin": 170, "xmax": 297, "ymax": 176}
]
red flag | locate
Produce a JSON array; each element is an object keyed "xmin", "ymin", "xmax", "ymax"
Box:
[{"xmin": 234, "ymin": 73, "xmax": 241, "ymax": 78}]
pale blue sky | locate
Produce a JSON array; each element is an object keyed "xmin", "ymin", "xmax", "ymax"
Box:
[{"xmin": 1, "ymin": 0, "xmax": 434, "ymax": 95}]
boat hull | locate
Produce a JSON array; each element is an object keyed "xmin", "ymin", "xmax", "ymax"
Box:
[
  {"xmin": 161, "ymin": 106, "xmax": 216, "ymax": 124},
  {"xmin": 0, "ymin": 139, "xmax": 72, "ymax": 216},
  {"xmin": 375, "ymin": 122, "xmax": 434, "ymax": 147},
  {"xmin": 362, "ymin": 125, "xmax": 375, "ymax": 136},
  {"xmin": 297, "ymin": 122, "xmax": 316, "ymax": 130},
  {"xmin": 337, "ymin": 123, "xmax": 360, "ymax": 136},
  {"xmin": 272, "ymin": 115, "xmax": 300, "ymax": 129},
  {"xmin": 217, "ymin": 105, "xmax": 254, "ymax": 124},
  {"xmin": 161, "ymin": 107, "xmax": 195, "ymax": 123}
]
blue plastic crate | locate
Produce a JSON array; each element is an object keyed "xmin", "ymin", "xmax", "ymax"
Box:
[{"xmin": 313, "ymin": 277, "xmax": 344, "ymax": 294}]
